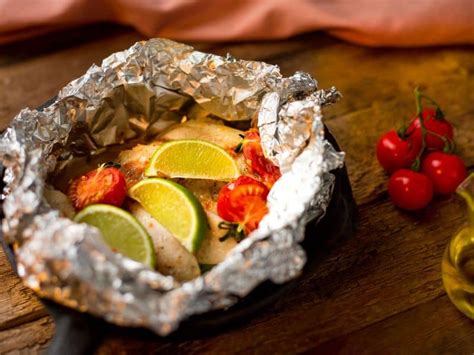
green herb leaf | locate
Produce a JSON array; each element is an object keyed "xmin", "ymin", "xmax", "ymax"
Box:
[
  {"xmin": 199, "ymin": 263, "xmax": 216, "ymax": 273},
  {"xmin": 218, "ymin": 221, "xmax": 246, "ymax": 242},
  {"xmin": 233, "ymin": 142, "xmax": 243, "ymax": 153}
]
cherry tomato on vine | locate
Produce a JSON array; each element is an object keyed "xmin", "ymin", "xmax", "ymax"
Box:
[
  {"xmin": 376, "ymin": 130, "xmax": 421, "ymax": 174},
  {"xmin": 68, "ymin": 164, "xmax": 127, "ymax": 211},
  {"xmin": 388, "ymin": 169, "xmax": 433, "ymax": 210},
  {"xmin": 407, "ymin": 107, "xmax": 454, "ymax": 150},
  {"xmin": 421, "ymin": 152, "xmax": 467, "ymax": 195},
  {"xmin": 217, "ymin": 176, "xmax": 269, "ymax": 235},
  {"xmin": 240, "ymin": 128, "xmax": 281, "ymax": 187}
]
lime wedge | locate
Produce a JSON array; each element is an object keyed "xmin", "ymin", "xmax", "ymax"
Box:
[
  {"xmin": 128, "ymin": 178, "xmax": 207, "ymax": 253},
  {"xmin": 144, "ymin": 139, "xmax": 240, "ymax": 181},
  {"xmin": 74, "ymin": 204, "xmax": 156, "ymax": 268}
]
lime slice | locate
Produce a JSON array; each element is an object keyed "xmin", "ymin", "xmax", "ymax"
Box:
[
  {"xmin": 74, "ymin": 204, "xmax": 156, "ymax": 268},
  {"xmin": 144, "ymin": 139, "xmax": 240, "ymax": 181},
  {"xmin": 128, "ymin": 178, "xmax": 207, "ymax": 253}
]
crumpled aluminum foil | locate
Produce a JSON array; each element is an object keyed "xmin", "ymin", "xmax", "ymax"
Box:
[{"xmin": 0, "ymin": 38, "xmax": 344, "ymax": 335}]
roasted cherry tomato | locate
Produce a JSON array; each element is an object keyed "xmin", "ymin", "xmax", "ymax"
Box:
[
  {"xmin": 421, "ymin": 152, "xmax": 467, "ymax": 195},
  {"xmin": 388, "ymin": 169, "xmax": 433, "ymax": 211},
  {"xmin": 217, "ymin": 176, "xmax": 269, "ymax": 235},
  {"xmin": 241, "ymin": 128, "xmax": 281, "ymax": 187},
  {"xmin": 407, "ymin": 107, "xmax": 454, "ymax": 150},
  {"xmin": 68, "ymin": 164, "xmax": 127, "ymax": 211},
  {"xmin": 376, "ymin": 130, "xmax": 421, "ymax": 174}
]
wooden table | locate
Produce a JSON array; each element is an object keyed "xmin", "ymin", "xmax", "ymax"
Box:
[{"xmin": 1, "ymin": 25, "xmax": 473, "ymax": 354}]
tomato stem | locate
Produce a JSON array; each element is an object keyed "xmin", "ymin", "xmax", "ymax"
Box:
[
  {"xmin": 411, "ymin": 88, "xmax": 428, "ymax": 171},
  {"xmin": 413, "ymin": 87, "xmax": 454, "ymax": 155},
  {"xmin": 415, "ymin": 87, "xmax": 445, "ymax": 119},
  {"xmin": 426, "ymin": 129, "xmax": 455, "ymax": 153},
  {"xmin": 397, "ymin": 119, "xmax": 411, "ymax": 139}
]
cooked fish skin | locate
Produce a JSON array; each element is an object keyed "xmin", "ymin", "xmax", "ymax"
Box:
[
  {"xmin": 196, "ymin": 211, "xmax": 238, "ymax": 265},
  {"xmin": 177, "ymin": 179, "xmax": 224, "ymax": 212},
  {"xmin": 129, "ymin": 203, "xmax": 201, "ymax": 282},
  {"xmin": 43, "ymin": 185, "xmax": 76, "ymax": 218},
  {"xmin": 118, "ymin": 142, "xmax": 162, "ymax": 188},
  {"xmin": 130, "ymin": 202, "xmax": 237, "ymax": 275},
  {"xmin": 159, "ymin": 120, "xmax": 244, "ymax": 150}
]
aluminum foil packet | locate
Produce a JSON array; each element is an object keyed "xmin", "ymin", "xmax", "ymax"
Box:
[{"xmin": 0, "ymin": 38, "xmax": 344, "ymax": 335}]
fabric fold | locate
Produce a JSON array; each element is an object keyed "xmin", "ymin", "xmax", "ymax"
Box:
[{"xmin": 0, "ymin": 0, "xmax": 473, "ymax": 47}]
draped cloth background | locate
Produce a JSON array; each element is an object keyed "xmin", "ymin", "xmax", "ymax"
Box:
[{"xmin": 0, "ymin": 0, "xmax": 473, "ymax": 46}]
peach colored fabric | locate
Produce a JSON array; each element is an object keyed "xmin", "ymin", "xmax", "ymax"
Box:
[{"xmin": 0, "ymin": 0, "xmax": 473, "ymax": 46}]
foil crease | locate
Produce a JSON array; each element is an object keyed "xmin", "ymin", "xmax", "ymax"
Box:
[{"xmin": 0, "ymin": 38, "xmax": 344, "ymax": 335}]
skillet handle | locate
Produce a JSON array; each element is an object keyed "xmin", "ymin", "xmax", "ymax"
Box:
[
  {"xmin": 45, "ymin": 301, "xmax": 106, "ymax": 355},
  {"xmin": 0, "ymin": 165, "xmax": 105, "ymax": 354}
]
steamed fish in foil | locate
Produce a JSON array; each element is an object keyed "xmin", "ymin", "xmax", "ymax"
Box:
[
  {"xmin": 50, "ymin": 119, "xmax": 280, "ymax": 281},
  {"xmin": 2, "ymin": 38, "xmax": 345, "ymax": 335}
]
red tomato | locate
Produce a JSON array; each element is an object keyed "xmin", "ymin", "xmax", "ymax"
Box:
[
  {"xmin": 217, "ymin": 176, "xmax": 269, "ymax": 234},
  {"xmin": 68, "ymin": 165, "xmax": 127, "ymax": 211},
  {"xmin": 376, "ymin": 130, "xmax": 421, "ymax": 174},
  {"xmin": 407, "ymin": 108, "xmax": 454, "ymax": 150},
  {"xmin": 388, "ymin": 169, "xmax": 433, "ymax": 210},
  {"xmin": 242, "ymin": 129, "xmax": 281, "ymax": 187},
  {"xmin": 421, "ymin": 152, "xmax": 467, "ymax": 194}
]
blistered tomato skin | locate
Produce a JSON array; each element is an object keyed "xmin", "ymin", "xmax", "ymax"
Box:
[
  {"xmin": 421, "ymin": 152, "xmax": 467, "ymax": 195},
  {"xmin": 68, "ymin": 166, "xmax": 127, "ymax": 211},
  {"xmin": 376, "ymin": 130, "xmax": 421, "ymax": 174},
  {"xmin": 407, "ymin": 108, "xmax": 454, "ymax": 150},
  {"xmin": 217, "ymin": 176, "xmax": 269, "ymax": 234},
  {"xmin": 388, "ymin": 169, "xmax": 433, "ymax": 211},
  {"xmin": 242, "ymin": 129, "xmax": 281, "ymax": 187}
]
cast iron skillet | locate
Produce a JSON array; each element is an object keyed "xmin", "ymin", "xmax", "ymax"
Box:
[{"xmin": 0, "ymin": 98, "xmax": 357, "ymax": 354}]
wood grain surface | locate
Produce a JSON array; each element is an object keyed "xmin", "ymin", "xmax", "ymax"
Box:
[{"xmin": 0, "ymin": 25, "xmax": 473, "ymax": 354}]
